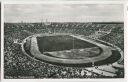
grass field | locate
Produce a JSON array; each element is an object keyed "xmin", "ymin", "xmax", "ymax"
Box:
[{"xmin": 36, "ymin": 35, "xmax": 99, "ymax": 53}]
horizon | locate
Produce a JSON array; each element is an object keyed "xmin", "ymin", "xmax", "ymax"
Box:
[{"xmin": 4, "ymin": 21, "xmax": 124, "ymax": 23}]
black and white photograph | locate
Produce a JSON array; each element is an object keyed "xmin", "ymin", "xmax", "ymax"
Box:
[{"xmin": 3, "ymin": 3, "xmax": 124, "ymax": 79}]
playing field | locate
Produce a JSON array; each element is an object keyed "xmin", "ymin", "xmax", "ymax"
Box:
[
  {"xmin": 36, "ymin": 35, "xmax": 102, "ymax": 59},
  {"xmin": 37, "ymin": 35, "xmax": 99, "ymax": 52}
]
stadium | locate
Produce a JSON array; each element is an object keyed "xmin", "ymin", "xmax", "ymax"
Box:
[
  {"xmin": 4, "ymin": 22, "xmax": 124, "ymax": 78},
  {"xmin": 22, "ymin": 33, "xmax": 121, "ymax": 67}
]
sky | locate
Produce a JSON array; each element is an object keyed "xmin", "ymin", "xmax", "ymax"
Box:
[{"xmin": 4, "ymin": 4, "xmax": 124, "ymax": 22}]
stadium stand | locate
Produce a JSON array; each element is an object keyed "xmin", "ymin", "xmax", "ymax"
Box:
[{"xmin": 4, "ymin": 22, "xmax": 124, "ymax": 78}]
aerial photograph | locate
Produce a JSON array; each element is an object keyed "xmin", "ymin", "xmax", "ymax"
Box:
[{"xmin": 4, "ymin": 4, "xmax": 124, "ymax": 79}]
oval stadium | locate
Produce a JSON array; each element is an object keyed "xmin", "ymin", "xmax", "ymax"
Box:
[
  {"xmin": 4, "ymin": 22, "xmax": 124, "ymax": 78},
  {"xmin": 22, "ymin": 33, "xmax": 121, "ymax": 67}
]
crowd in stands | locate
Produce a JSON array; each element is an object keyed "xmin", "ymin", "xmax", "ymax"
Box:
[{"xmin": 4, "ymin": 22, "xmax": 124, "ymax": 78}]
